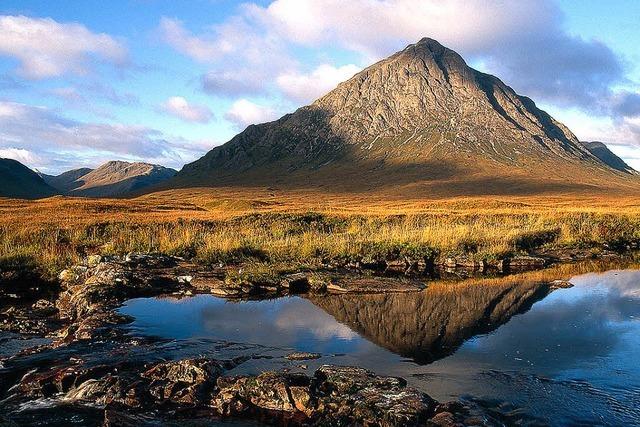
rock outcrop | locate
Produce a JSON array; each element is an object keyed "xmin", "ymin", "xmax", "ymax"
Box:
[{"xmin": 7, "ymin": 357, "xmax": 448, "ymax": 427}]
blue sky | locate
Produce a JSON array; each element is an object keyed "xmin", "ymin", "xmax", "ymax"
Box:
[{"xmin": 0, "ymin": 0, "xmax": 639, "ymax": 173}]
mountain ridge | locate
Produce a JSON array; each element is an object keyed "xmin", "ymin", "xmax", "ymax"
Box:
[
  {"xmin": 171, "ymin": 37, "xmax": 638, "ymax": 196},
  {"xmin": 580, "ymin": 141, "xmax": 636, "ymax": 174},
  {"xmin": 43, "ymin": 161, "xmax": 177, "ymax": 198}
]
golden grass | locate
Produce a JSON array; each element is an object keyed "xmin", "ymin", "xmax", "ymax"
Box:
[{"xmin": 1, "ymin": 188, "xmax": 640, "ymax": 279}]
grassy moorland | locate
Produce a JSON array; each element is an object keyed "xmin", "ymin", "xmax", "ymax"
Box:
[{"xmin": 1, "ymin": 188, "xmax": 640, "ymax": 280}]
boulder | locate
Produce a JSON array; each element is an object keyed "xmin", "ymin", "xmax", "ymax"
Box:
[
  {"xmin": 212, "ymin": 371, "xmax": 311, "ymax": 416},
  {"xmin": 312, "ymin": 365, "xmax": 437, "ymax": 426},
  {"xmin": 141, "ymin": 358, "xmax": 227, "ymax": 406}
]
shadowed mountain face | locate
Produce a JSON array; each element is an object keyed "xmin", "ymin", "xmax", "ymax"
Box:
[
  {"xmin": 41, "ymin": 168, "xmax": 93, "ymax": 193},
  {"xmin": 44, "ymin": 161, "xmax": 176, "ymax": 197},
  {"xmin": 581, "ymin": 141, "xmax": 636, "ymax": 174},
  {"xmin": 309, "ymin": 279, "xmax": 554, "ymax": 364},
  {"xmin": 172, "ymin": 38, "xmax": 638, "ymax": 195},
  {"xmin": 0, "ymin": 158, "xmax": 57, "ymax": 199}
]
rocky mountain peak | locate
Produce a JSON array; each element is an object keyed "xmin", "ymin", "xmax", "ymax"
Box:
[{"xmin": 173, "ymin": 37, "xmax": 637, "ymax": 195}]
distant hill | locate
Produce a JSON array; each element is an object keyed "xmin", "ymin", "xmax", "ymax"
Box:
[
  {"xmin": 0, "ymin": 158, "xmax": 58, "ymax": 199},
  {"xmin": 41, "ymin": 168, "xmax": 94, "ymax": 193},
  {"xmin": 44, "ymin": 161, "xmax": 176, "ymax": 197},
  {"xmin": 580, "ymin": 141, "xmax": 636, "ymax": 174},
  {"xmin": 170, "ymin": 37, "xmax": 639, "ymax": 196}
]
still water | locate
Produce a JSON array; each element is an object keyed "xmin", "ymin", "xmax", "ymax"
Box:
[{"xmin": 120, "ymin": 268, "xmax": 640, "ymax": 426}]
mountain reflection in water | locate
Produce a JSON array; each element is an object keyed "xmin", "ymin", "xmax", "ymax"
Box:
[
  {"xmin": 309, "ymin": 277, "xmax": 553, "ymax": 364},
  {"xmin": 120, "ymin": 261, "xmax": 640, "ymax": 426}
]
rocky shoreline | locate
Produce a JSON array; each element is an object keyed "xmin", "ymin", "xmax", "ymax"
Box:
[{"xmin": 0, "ymin": 250, "xmax": 635, "ymax": 426}]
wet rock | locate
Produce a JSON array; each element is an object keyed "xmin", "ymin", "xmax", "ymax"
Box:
[
  {"xmin": 285, "ymin": 352, "xmax": 321, "ymax": 361},
  {"xmin": 0, "ymin": 303, "xmax": 60, "ymax": 335},
  {"xmin": 141, "ymin": 358, "xmax": 227, "ymax": 406},
  {"xmin": 429, "ymin": 411, "xmax": 460, "ymax": 426},
  {"xmin": 123, "ymin": 253, "xmax": 178, "ymax": 269},
  {"xmin": 54, "ymin": 311, "xmax": 130, "ymax": 343},
  {"xmin": 211, "ymin": 365, "xmax": 439, "ymax": 426},
  {"xmin": 54, "ymin": 254, "xmax": 188, "ymax": 342},
  {"xmin": 63, "ymin": 375, "xmax": 124, "ymax": 406},
  {"xmin": 312, "ymin": 365, "xmax": 436, "ymax": 426},
  {"xmin": 429, "ymin": 402, "xmax": 468, "ymax": 426},
  {"xmin": 214, "ymin": 372, "xmax": 307, "ymax": 414}
]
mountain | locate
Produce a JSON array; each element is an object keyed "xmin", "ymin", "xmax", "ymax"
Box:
[
  {"xmin": 580, "ymin": 141, "xmax": 636, "ymax": 174},
  {"xmin": 172, "ymin": 38, "xmax": 638, "ymax": 196},
  {"xmin": 44, "ymin": 161, "xmax": 176, "ymax": 197},
  {"xmin": 310, "ymin": 276, "xmax": 553, "ymax": 364},
  {"xmin": 0, "ymin": 158, "xmax": 58, "ymax": 199},
  {"xmin": 41, "ymin": 168, "xmax": 94, "ymax": 193}
]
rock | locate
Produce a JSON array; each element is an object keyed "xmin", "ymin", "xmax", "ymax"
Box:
[
  {"xmin": 211, "ymin": 365, "xmax": 438, "ymax": 425},
  {"xmin": 289, "ymin": 385, "xmax": 313, "ymax": 416},
  {"xmin": 312, "ymin": 365, "xmax": 437, "ymax": 426},
  {"xmin": 31, "ymin": 299, "xmax": 55, "ymax": 313},
  {"xmin": 17, "ymin": 363, "xmax": 117, "ymax": 399},
  {"xmin": 63, "ymin": 376, "xmax": 122, "ymax": 406},
  {"xmin": 485, "ymin": 258, "xmax": 506, "ymax": 271},
  {"xmin": 141, "ymin": 358, "xmax": 227, "ymax": 406},
  {"xmin": 285, "ymin": 352, "xmax": 321, "ymax": 361},
  {"xmin": 213, "ymin": 371, "xmax": 310, "ymax": 416},
  {"xmin": 442, "ymin": 257, "xmax": 486, "ymax": 271},
  {"xmin": 307, "ymin": 275, "xmax": 329, "ymax": 293},
  {"xmin": 280, "ymin": 273, "xmax": 310, "ymax": 293},
  {"xmin": 505, "ymin": 255, "xmax": 546, "ymax": 270},
  {"xmin": 550, "ymin": 279, "xmax": 573, "ymax": 289},
  {"xmin": 326, "ymin": 277, "xmax": 425, "ymax": 293},
  {"xmin": 58, "ymin": 269, "xmax": 77, "ymax": 284},
  {"xmin": 429, "ymin": 411, "xmax": 460, "ymax": 426},
  {"xmin": 384, "ymin": 259, "xmax": 408, "ymax": 274},
  {"xmin": 0, "ymin": 303, "xmax": 60, "ymax": 335},
  {"xmin": 177, "ymin": 275, "xmax": 192, "ymax": 284}
]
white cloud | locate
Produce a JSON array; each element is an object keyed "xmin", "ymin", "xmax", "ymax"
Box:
[
  {"xmin": 276, "ymin": 64, "xmax": 361, "ymax": 103},
  {"xmin": 159, "ymin": 96, "xmax": 214, "ymax": 123},
  {"xmin": 0, "ymin": 148, "xmax": 41, "ymax": 166},
  {"xmin": 158, "ymin": 16, "xmax": 295, "ymax": 97},
  {"xmin": 201, "ymin": 70, "xmax": 265, "ymax": 97},
  {"xmin": 158, "ymin": 17, "xmax": 221, "ymax": 62},
  {"xmin": 249, "ymin": 0, "xmax": 556, "ymax": 59},
  {"xmin": 224, "ymin": 99, "xmax": 278, "ymax": 129},
  {"xmin": 0, "ymin": 15, "xmax": 128, "ymax": 79},
  {"xmin": 0, "ymin": 101, "xmax": 209, "ymax": 173},
  {"xmin": 247, "ymin": 0, "xmax": 626, "ymax": 113}
]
